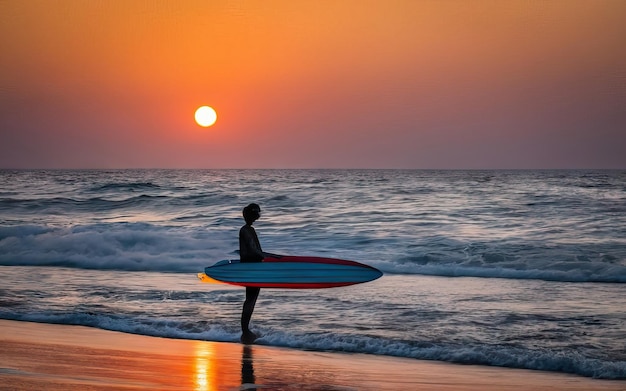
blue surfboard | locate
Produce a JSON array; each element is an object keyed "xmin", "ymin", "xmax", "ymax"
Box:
[{"xmin": 204, "ymin": 256, "xmax": 383, "ymax": 289}]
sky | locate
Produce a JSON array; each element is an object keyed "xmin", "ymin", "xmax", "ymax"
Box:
[{"xmin": 1, "ymin": 0, "xmax": 625, "ymax": 169}]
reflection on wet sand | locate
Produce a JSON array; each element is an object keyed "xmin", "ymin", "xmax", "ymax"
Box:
[
  {"xmin": 190, "ymin": 340, "xmax": 261, "ymax": 391},
  {"xmin": 241, "ymin": 345, "xmax": 257, "ymax": 390},
  {"xmin": 194, "ymin": 342, "xmax": 217, "ymax": 391},
  {"xmin": 193, "ymin": 342, "xmax": 258, "ymax": 390}
]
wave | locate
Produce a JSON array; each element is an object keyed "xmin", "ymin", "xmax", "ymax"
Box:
[
  {"xmin": 1, "ymin": 312, "xmax": 623, "ymax": 379},
  {"xmin": 388, "ymin": 263, "xmax": 626, "ymax": 283},
  {"xmin": 377, "ymin": 258, "xmax": 626, "ymax": 283},
  {"xmin": 1, "ymin": 223, "xmax": 625, "ymax": 283},
  {"xmin": 0, "ymin": 195, "xmax": 168, "ymax": 212},
  {"xmin": 0, "ymin": 224, "xmax": 234, "ymax": 272},
  {"xmin": 90, "ymin": 182, "xmax": 161, "ymax": 192},
  {"xmin": 259, "ymin": 328, "xmax": 626, "ymax": 380},
  {"xmin": 0, "ymin": 193, "xmax": 240, "ymax": 213}
]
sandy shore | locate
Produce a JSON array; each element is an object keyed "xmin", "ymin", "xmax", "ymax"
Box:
[{"xmin": 0, "ymin": 320, "xmax": 623, "ymax": 391}]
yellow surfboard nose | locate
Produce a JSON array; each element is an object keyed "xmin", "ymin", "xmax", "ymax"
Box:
[{"xmin": 197, "ymin": 272, "xmax": 224, "ymax": 284}]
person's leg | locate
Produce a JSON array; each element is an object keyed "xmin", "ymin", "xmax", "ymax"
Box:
[{"xmin": 241, "ymin": 287, "xmax": 260, "ymax": 342}]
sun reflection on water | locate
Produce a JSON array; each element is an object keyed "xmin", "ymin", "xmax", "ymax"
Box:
[{"xmin": 194, "ymin": 342, "xmax": 217, "ymax": 391}]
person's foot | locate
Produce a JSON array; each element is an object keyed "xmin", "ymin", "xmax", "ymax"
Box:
[{"xmin": 240, "ymin": 330, "xmax": 257, "ymax": 344}]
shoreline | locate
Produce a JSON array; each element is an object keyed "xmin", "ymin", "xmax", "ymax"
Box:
[{"xmin": 1, "ymin": 320, "xmax": 624, "ymax": 390}]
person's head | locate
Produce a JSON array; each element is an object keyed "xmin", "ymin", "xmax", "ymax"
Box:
[{"xmin": 243, "ymin": 203, "xmax": 261, "ymax": 224}]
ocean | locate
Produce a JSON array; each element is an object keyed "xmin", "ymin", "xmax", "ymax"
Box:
[{"xmin": 0, "ymin": 169, "xmax": 624, "ymax": 379}]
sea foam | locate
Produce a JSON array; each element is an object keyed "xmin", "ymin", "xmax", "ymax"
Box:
[{"xmin": 1, "ymin": 222, "xmax": 625, "ymax": 282}]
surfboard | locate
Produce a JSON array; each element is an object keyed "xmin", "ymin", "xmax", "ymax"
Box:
[{"xmin": 203, "ymin": 256, "xmax": 383, "ymax": 289}]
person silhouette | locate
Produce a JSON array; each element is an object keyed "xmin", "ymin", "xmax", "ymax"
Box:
[{"xmin": 239, "ymin": 203, "xmax": 279, "ymax": 344}]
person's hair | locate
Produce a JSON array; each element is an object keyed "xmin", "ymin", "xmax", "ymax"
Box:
[{"xmin": 243, "ymin": 203, "xmax": 261, "ymax": 221}]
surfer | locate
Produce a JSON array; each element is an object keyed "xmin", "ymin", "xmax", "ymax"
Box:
[{"xmin": 239, "ymin": 203, "xmax": 279, "ymax": 344}]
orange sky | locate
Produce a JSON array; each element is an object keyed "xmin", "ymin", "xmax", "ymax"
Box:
[{"xmin": 1, "ymin": 0, "xmax": 625, "ymax": 168}]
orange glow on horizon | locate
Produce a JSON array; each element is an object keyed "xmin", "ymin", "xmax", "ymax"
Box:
[{"xmin": 1, "ymin": 1, "xmax": 624, "ymax": 169}]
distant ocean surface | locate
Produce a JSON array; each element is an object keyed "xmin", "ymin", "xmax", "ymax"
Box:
[{"xmin": 1, "ymin": 169, "xmax": 625, "ymax": 379}]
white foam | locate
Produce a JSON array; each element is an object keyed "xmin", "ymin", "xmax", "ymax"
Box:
[
  {"xmin": 1, "ymin": 222, "xmax": 625, "ymax": 282},
  {"xmin": 0, "ymin": 223, "xmax": 235, "ymax": 273}
]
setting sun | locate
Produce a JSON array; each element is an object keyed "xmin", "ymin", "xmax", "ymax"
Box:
[{"xmin": 195, "ymin": 106, "xmax": 217, "ymax": 127}]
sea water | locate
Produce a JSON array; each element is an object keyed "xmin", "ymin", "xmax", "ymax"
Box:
[{"xmin": 0, "ymin": 169, "xmax": 624, "ymax": 379}]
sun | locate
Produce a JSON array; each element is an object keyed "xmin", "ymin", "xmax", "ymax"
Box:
[{"xmin": 194, "ymin": 106, "xmax": 217, "ymax": 127}]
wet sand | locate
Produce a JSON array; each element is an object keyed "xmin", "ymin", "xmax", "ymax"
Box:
[{"xmin": 0, "ymin": 320, "xmax": 623, "ymax": 390}]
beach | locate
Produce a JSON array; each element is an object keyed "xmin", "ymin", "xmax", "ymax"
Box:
[{"xmin": 0, "ymin": 320, "xmax": 623, "ymax": 391}]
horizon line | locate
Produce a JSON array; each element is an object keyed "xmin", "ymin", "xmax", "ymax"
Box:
[{"xmin": 1, "ymin": 167, "xmax": 624, "ymax": 171}]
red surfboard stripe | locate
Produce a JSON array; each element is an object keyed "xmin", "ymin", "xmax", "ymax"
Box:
[{"xmin": 226, "ymin": 281, "xmax": 358, "ymax": 289}]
